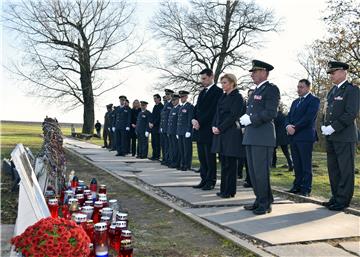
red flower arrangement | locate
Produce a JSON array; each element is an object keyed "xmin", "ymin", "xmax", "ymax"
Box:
[{"xmin": 11, "ymin": 217, "xmax": 90, "ymax": 257}]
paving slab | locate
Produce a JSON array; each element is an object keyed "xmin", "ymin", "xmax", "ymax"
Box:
[
  {"xmin": 339, "ymin": 241, "xmax": 360, "ymax": 256},
  {"xmin": 265, "ymin": 243, "xmax": 356, "ymax": 257},
  {"xmin": 185, "ymin": 203, "xmax": 360, "ymax": 244},
  {"xmin": 136, "ymin": 170, "xmax": 201, "ymax": 187},
  {"xmin": 162, "ymin": 187, "xmax": 292, "ymax": 206},
  {"xmin": 1, "ymin": 224, "xmax": 14, "ymax": 257}
]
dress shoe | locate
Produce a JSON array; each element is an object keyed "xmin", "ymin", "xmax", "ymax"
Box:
[
  {"xmin": 201, "ymin": 184, "xmax": 215, "ymax": 191},
  {"xmin": 193, "ymin": 182, "xmax": 206, "ymax": 189},
  {"xmin": 243, "ymin": 204, "xmax": 257, "ymax": 211},
  {"xmin": 115, "ymin": 153, "xmax": 122, "ymax": 156},
  {"xmin": 328, "ymin": 203, "xmax": 347, "ymax": 211},
  {"xmin": 253, "ymin": 206, "xmax": 272, "ymax": 215},
  {"xmin": 324, "ymin": 198, "xmax": 336, "ymax": 207},
  {"xmin": 176, "ymin": 167, "xmax": 182, "ymax": 170},
  {"xmin": 243, "ymin": 182, "xmax": 252, "ymax": 188},
  {"xmin": 102, "ymin": 146, "xmax": 107, "ymax": 148},
  {"xmin": 287, "ymin": 188, "xmax": 300, "ymax": 194},
  {"xmin": 194, "ymin": 169, "xmax": 200, "ymax": 173},
  {"xmin": 288, "ymin": 166, "xmax": 294, "ymax": 172},
  {"xmin": 216, "ymin": 192, "xmax": 223, "ymax": 197}
]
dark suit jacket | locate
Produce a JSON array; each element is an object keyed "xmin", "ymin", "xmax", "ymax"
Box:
[
  {"xmin": 286, "ymin": 93, "xmax": 320, "ymax": 142},
  {"xmin": 150, "ymin": 103, "xmax": 164, "ymax": 133},
  {"xmin": 211, "ymin": 89, "xmax": 245, "ymax": 157},
  {"xmin": 242, "ymin": 81, "xmax": 280, "ymax": 147},
  {"xmin": 194, "ymin": 84, "xmax": 223, "ymax": 144},
  {"xmin": 324, "ymin": 81, "xmax": 359, "ymax": 142},
  {"xmin": 274, "ymin": 111, "xmax": 290, "ymax": 145}
]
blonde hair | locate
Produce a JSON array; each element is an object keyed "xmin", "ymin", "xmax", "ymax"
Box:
[{"xmin": 220, "ymin": 73, "xmax": 237, "ymax": 88}]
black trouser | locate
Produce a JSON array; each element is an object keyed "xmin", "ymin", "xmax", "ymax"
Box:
[
  {"xmin": 115, "ymin": 129, "xmax": 128, "ymax": 155},
  {"xmin": 326, "ymin": 140, "xmax": 355, "ymax": 207},
  {"xmin": 220, "ymin": 155, "xmax": 237, "ymax": 196},
  {"xmin": 178, "ymin": 135, "xmax": 192, "ymax": 169},
  {"xmin": 109, "ymin": 130, "xmax": 116, "ymax": 149},
  {"xmin": 125, "ymin": 131, "xmax": 130, "ymax": 154},
  {"xmin": 130, "ymin": 135, "xmax": 137, "ymax": 156},
  {"xmin": 160, "ymin": 132, "xmax": 170, "ymax": 163},
  {"xmin": 272, "ymin": 144, "xmax": 293, "ymax": 168},
  {"xmin": 197, "ymin": 142, "xmax": 217, "ymax": 186},
  {"xmin": 137, "ymin": 133, "xmax": 148, "ymax": 158},
  {"xmin": 103, "ymin": 127, "xmax": 110, "ymax": 147},
  {"xmin": 115, "ymin": 129, "xmax": 122, "ymax": 154},
  {"xmin": 168, "ymin": 135, "xmax": 180, "ymax": 167},
  {"xmin": 237, "ymin": 157, "xmax": 251, "ymax": 185},
  {"xmin": 151, "ymin": 131, "xmax": 161, "ymax": 159},
  {"xmin": 246, "ymin": 145, "xmax": 274, "ymax": 209}
]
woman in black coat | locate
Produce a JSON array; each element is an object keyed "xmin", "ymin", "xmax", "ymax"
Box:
[{"xmin": 212, "ymin": 73, "xmax": 245, "ymax": 198}]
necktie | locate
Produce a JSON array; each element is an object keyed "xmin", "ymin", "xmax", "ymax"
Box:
[{"xmin": 296, "ymin": 97, "xmax": 304, "ymax": 108}]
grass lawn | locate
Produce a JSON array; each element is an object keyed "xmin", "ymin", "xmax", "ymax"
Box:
[{"xmin": 1, "ymin": 121, "xmax": 359, "ymax": 208}]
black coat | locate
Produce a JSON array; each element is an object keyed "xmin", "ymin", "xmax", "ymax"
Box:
[
  {"xmin": 274, "ymin": 111, "xmax": 290, "ymax": 146},
  {"xmin": 150, "ymin": 103, "xmax": 164, "ymax": 133},
  {"xmin": 194, "ymin": 84, "xmax": 223, "ymax": 144},
  {"xmin": 130, "ymin": 108, "xmax": 140, "ymax": 138},
  {"xmin": 211, "ymin": 89, "xmax": 245, "ymax": 158},
  {"xmin": 135, "ymin": 110, "xmax": 151, "ymax": 134}
]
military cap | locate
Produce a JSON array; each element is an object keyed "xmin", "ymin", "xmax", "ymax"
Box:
[
  {"xmin": 119, "ymin": 95, "xmax": 127, "ymax": 100},
  {"xmin": 327, "ymin": 61, "xmax": 349, "ymax": 74},
  {"xmin": 140, "ymin": 101, "xmax": 148, "ymax": 105},
  {"xmin": 249, "ymin": 60, "xmax": 274, "ymax": 72},
  {"xmin": 165, "ymin": 89, "xmax": 174, "ymax": 94},
  {"xmin": 179, "ymin": 90, "xmax": 190, "ymax": 97},
  {"xmin": 106, "ymin": 103, "xmax": 113, "ymax": 108},
  {"xmin": 172, "ymin": 94, "xmax": 180, "ymax": 100}
]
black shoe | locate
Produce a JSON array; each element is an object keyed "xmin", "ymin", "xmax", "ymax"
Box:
[
  {"xmin": 287, "ymin": 188, "xmax": 300, "ymax": 194},
  {"xmin": 328, "ymin": 203, "xmax": 347, "ymax": 211},
  {"xmin": 288, "ymin": 166, "xmax": 294, "ymax": 171},
  {"xmin": 135, "ymin": 156, "xmax": 141, "ymax": 159},
  {"xmin": 181, "ymin": 167, "xmax": 188, "ymax": 171},
  {"xmin": 243, "ymin": 182, "xmax": 252, "ymax": 188},
  {"xmin": 244, "ymin": 204, "xmax": 258, "ymax": 211},
  {"xmin": 194, "ymin": 169, "xmax": 200, "ymax": 173},
  {"xmin": 201, "ymin": 184, "xmax": 215, "ymax": 191},
  {"xmin": 193, "ymin": 181, "xmax": 206, "ymax": 189},
  {"xmin": 253, "ymin": 206, "xmax": 272, "ymax": 215},
  {"xmin": 110, "ymin": 148, "xmax": 116, "ymax": 151},
  {"xmin": 324, "ymin": 198, "xmax": 336, "ymax": 207},
  {"xmin": 298, "ymin": 192, "xmax": 310, "ymax": 197},
  {"xmin": 176, "ymin": 167, "xmax": 182, "ymax": 170},
  {"xmin": 221, "ymin": 194, "xmax": 235, "ymax": 198},
  {"xmin": 115, "ymin": 153, "xmax": 122, "ymax": 156},
  {"xmin": 102, "ymin": 146, "xmax": 107, "ymax": 148},
  {"xmin": 216, "ymin": 192, "xmax": 223, "ymax": 197}
]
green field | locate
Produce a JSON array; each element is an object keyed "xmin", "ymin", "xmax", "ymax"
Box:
[{"xmin": 1, "ymin": 121, "xmax": 359, "ymax": 208}]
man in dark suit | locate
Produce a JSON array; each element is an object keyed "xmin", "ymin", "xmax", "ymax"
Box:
[
  {"xmin": 130, "ymin": 100, "xmax": 141, "ymax": 156},
  {"xmin": 240, "ymin": 60, "xmax": 280, "ymax": 215},
  {"xmin": 149, "ymin": 94, "xmax": 164, "ymax": 160},
  {"xmin": 103, "ymin": 104, "xmax": 113, "ymax": 149},
  {"xmin": 285, "ymin": 79, "xmax": 320, "ymax": 197},
  {"xmin": 177, "ymin": 90, "xmax": 194, "ymax": 171},
  {"xmin": 160, "ymin": 89, "xmax": 174, "ymax": 165},
  {"xmin": 322, "ymin": 61, "xmax": 359, "ymax": 211},
  {"xmin": 192, "ymin": 68, "xmax": 223, "ymax": 190}
]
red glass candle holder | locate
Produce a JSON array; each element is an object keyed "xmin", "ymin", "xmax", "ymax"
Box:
[
  {"xmin": 84, "ymin": 220, "xmax": 95, "ymax": 242},
  {"xmin": 48, "ymin": 198, "xmax": 59, "ymax": 218},
  {"xmin": 93, "ymin": 201, "xmax": 104, "ymax": 224},
  {"xmin": 118, "ymin": 239, "xmax": 133, "ymax": 257},
  {"xmin": 94, "ymin": 222, "xmax": 109, "ymax": 257},
  {"xmin": 116, "ymin": 212, "xmax": 128, "ymax": 228},
  {"xmin": 76, "ymin": 193, "xmax": 85, "ymax": 206},
  {"xmin": 113, "ymin": 221, "xmax": 127, "ymax": 252},
  {"xmin": 99, "ymin": 184, "xmax": 107, "ymax": 194}
]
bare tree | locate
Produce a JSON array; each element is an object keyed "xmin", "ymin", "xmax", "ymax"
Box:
[
  {"xmin": 150, "ymin": 0, "xmax": 279, "ymax": 93},
  {"xmin": 4, "ymin": 0, "xmax": 142, "ymax": 133}
]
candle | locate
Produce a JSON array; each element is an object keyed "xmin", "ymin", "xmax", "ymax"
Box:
[
  {"xmin": 47, "ymin": 198, "xmax": 58, "ymax": 218},
  {"xmin": 94, "ymin": 223, "xmax": 109, "ymax": 257}
]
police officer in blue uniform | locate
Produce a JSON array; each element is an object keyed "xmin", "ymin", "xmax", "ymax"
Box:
[
  {"xmin": 167, "ymin": 94, "xmax": 181, "ymax": 168},
  {"xmin": 103, "ymin": 104, "xmax": 113, "ymax": 149},
  {"xmin": 136, "ymin": 101, "xmax": 152, "ymax": 159},
  {"xmin": 149, "ymin": 94, "xmax": 164, "ymax": 160},
  {"xmin": 177, "ymin": 91, "xmax": 194, "ymax": 171},
  {"xmin": 240, "ymin": 60, "xmax": 280, "ymax": 215},
  {"xmin": 114, "ymin": 95, "xmax": 131, "ymax": 156},
  {"xmin": 322, "ymin": 61, "xmax": 360, "ymax": 211},
  {"xmin": 160, "ymin": 89, "xmax": 174, "ymax": 165}
]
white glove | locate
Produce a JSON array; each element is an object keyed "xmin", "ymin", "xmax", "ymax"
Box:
[
  {"xmin": 160, "ymin": 128, "xmax": 163, "ymax": 133},
  {"xmin": 176, "ymin": 135, "xmax": 179, "ymax": 139},
  {"xmin": 126, "ymin": 127, "xmax": 130, "ymax": 131},
  {"xmin": 321, "ymin": 125, "xmax": 335, "ymax": 136},
  {"xmin": 239, "ymin": 114, "xmax": 252, "ymax": 126},
  {"xmin": 185, "ymin": 132, "xmax": 191, "ymax": 138},
  {"xmin": 108, "ymin": 128, "xmax": 110, "ymax": 131},
  {"xmin": 145, "ymin": 131, "xmax": 149, "ymax": 137},
  {"xmin": 112, "ymin": 127, "xmax": 116, "ymax": 132}
]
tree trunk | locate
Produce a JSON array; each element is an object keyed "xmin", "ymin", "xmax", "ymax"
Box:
[{"xmin": 79, "ymin": 44, "xmax": 94, "ymax": 134}]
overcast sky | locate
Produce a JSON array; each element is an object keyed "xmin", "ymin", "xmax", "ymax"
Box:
[{"xmin": 0, "ymin": 0, "xmax": 328, "ymax": 123}]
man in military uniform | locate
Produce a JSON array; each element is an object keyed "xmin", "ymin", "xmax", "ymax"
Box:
[
  {"xmin": 136, "ymin": 101, "xmax": 152, "ymax": 159},
  {"xmin": 240, "ymin": 60, "xmax": 280, "ymax": 215},
  {"xmin": 167, "ymin": 94, "xmax": 181, "ymax": 168},
  {"xmin": 124, "ymin": 99, "xmax": 132, "ymax": 154},
  {"xmin": 160, "ymin": 89, "xmax": 174, "ymax": 165},
  {"xmin": 109, "ymin": 105, "xmax": 117, "ymax": 151},
  {"xmin": 149, "ymin": 94, "xmax": 164, "ymax": 160},
  {"xmin": 114, "ymin": 95, "xmax": 131, "ymax": 156},
  {"xmin": 103, "ymin": 104, "xmax": 113, "ymax": 149},
  {"xmin": 322, "ymin": 61, "xmax": 359, "ymax": 211},
  {"xmin": 177, "ymin": 91, "xmax": 194, "ymax": 171}
]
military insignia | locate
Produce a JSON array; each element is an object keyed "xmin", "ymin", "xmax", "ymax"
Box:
[
  {"xmin": 334, "ymin": 96, "xmax": 343, "ymax": 100},
  {"xmin": 142, "ymin": 115, "xmax": 146, "ymax": 118},
  {"xmin": 254, "ymin": 95, "xmax": 262, "ymax": 100},
  {"xmin": 167, "ymin": 107, "xmax": 172, "ymax": 109},
  {"xmin": 172, "ymin": 113, "xmax": 176, "ymax": 115},
  {"xmin": 182, "ymin": 109, "xmax": 187, "ymax": 113},
  {"xmin": 124, "ymin": 110, "xmax": 128, "ymax": 112}
]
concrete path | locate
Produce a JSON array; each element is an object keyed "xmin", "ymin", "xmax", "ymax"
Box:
[{"xmin": 64, "ymin": 138, "xmax": 360, "ymax": 257}]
